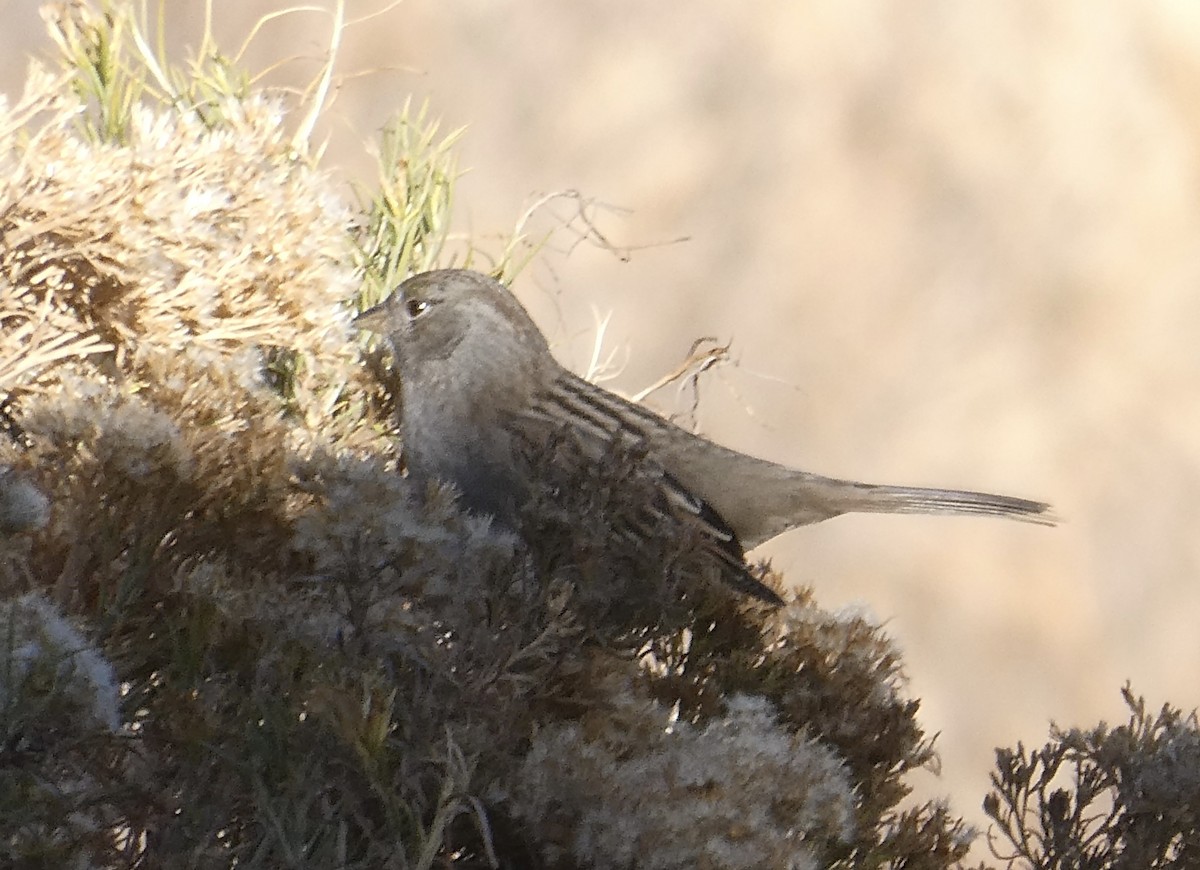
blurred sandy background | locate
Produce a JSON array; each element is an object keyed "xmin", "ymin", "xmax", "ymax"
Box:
[{"xmin": 4, "ymin": 0, "xmax": 1199, "ymax": 853}]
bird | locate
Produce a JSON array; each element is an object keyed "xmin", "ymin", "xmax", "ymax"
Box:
[{"xmin": 356, "ymin": 269, "xmax": 1053, "ymax": 607}]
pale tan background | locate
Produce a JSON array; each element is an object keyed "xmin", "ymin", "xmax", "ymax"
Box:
[{"xmin": 4, "ymin": 0, "xmax": 1199, "ymax": 854}]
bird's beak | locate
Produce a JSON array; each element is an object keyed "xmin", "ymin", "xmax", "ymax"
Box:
[{"xmin": 354, "ymin": 299, "xmax": 391, "ymax": 333}]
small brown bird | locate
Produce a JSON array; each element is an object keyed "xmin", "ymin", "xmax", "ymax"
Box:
[{"xmin": 357, "ymin": 269, "xmax": 1052, "ymax": 606}]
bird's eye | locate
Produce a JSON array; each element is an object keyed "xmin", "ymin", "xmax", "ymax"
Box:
[{"xmin": 405, "ymin": 298, "xmax": 430, "ymax": 318}]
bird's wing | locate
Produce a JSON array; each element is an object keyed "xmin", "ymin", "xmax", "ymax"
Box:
[{"xmin": 511, "ymin": 372, "xmax": 783, "ymax": 606}]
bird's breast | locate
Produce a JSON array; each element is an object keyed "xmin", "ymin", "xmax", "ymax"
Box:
[{"xmin": 400, "ymin": 372, "xmax": 529, "ymax": 524}]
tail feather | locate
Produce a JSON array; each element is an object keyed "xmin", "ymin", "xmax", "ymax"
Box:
[
  {"xmin": 727, "ymin": 469, "xmax": 1057, "ymax": 549},
  {"xmin": 836, "ymin": 481, "xmax": 1056, "ymax": 525}
]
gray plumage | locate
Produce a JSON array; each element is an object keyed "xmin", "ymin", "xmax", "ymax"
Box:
[{"xmin": 357, "ymin": 269, "xmax": 1053, "ymax": 606}]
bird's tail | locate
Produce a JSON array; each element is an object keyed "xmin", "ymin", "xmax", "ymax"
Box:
[{"xmin": 810, "ymin": 477, "xmax": 1056, "ymax": 525}]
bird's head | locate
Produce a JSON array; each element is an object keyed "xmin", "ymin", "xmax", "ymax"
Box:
[{"xmin": 355, "ymin": 269, "xmax": 551, "ymax": 387}]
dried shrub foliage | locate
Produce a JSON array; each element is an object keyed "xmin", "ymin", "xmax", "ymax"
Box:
[
  {"xmin": 3, "ymin": 3, "xmax": 1186, "ymax": 869},
  {"xmin": 983, "ymin": 685, "xmax": 1200, "ymax": 870}
]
